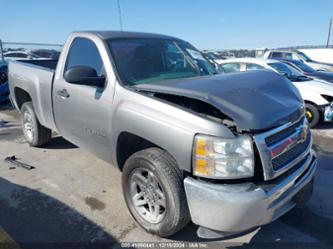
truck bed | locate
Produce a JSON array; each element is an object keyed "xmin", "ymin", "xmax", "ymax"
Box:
[
  {"xmin": 8, "ymin": 60, "xmax": 57, "ymax": 130},
  {"xmin": 17, "ymin": 59, "xmax": 58, "ymax": 71}
]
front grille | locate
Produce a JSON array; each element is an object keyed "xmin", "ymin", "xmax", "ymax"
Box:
[
  {"xmin": 272, "ymin": 132, "xmax": 311, "ymax": 171},
  {"xmin": 0, "ymin": 88, "xmax": 9, "ymax": 98},
  {"xmin": 267, "ymin": 155, "xmax": 309, "ymax": 183},
  {"xmin": 0, "ymin": 92, "xmax": 8, "ymax": 98},
  {"xmin": 254, "ymin": 115, "xmax": 312, "ymax": 181},
  {"xmin": 265, "ymin": 117, "xmax": 304, "ymax": 147}
]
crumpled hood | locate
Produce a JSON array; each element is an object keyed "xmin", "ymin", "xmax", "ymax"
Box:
[{"xmin": 134, "ymin": 70, "xmax": 304, "ymax": 131}]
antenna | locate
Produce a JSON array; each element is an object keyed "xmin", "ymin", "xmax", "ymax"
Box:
[
  {"xmin": 117, "ymin": 0, "xmax": 123, "ymax": 31},
  {"xmin": 327, "ymin": 17, "xmax": 332, "ymax": 48}
]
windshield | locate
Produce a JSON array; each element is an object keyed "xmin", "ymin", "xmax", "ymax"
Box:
[
  {"xmin": 206, "ymin": 53, "xmax": 219, "ymax": 60},
  {"xmin": 296, "ymin": 51, "xmax": 312, "ymax": 62},
  {"xmin": 269, "ymin": 62, "xmax": 309, "ymax": 81},
  {"xmin": 291, "ymin": 60, "xmax": 315, "ymax": 73},
  {"xmin": 108, "ymin": 38, "xmax": 216, "ymax": 85}
]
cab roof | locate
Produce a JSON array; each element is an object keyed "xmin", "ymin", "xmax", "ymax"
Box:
[{"xmin": 73, "ymin": 31, "xmax": 182, "ymax": 41}]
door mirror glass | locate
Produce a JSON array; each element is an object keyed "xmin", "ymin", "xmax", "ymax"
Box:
[{"xmin": 64, "ymin": 66, "xmax": 105, "ymax": 87}]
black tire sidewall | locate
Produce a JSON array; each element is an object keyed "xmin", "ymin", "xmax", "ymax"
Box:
[
  {"xmin": 305, "ymin": 103, "xmax": 320, "ymax": 128},
  {"xmin": 21, "ymin": 102, "xmax": 39, "ymax": 146},
  {"xmin": 122, "ymin": 151, "xmax": 182, "ymax": 237}
]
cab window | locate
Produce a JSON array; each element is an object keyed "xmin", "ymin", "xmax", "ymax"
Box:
[
  {"xmin": 291, "ymin": 53, "xmax": 302, "ymax": 60},
  {"xmin": 65, "ymin": 38, "xmax": 105, "ymax": 78},
  {"xmin": 270, "ymin": 52, "xmax": 283, "ymax": 58},
  {"xmin": 283, "ymin": 53, "xmax": 293, "ymax": 59}
]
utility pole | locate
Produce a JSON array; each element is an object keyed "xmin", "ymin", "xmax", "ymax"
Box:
[
  {"xmin": 0, "ymin": 40, "xmax": 4, "ymax": 62},
  {"xmin": 117, "ymin": 0, "xmax": 123, "ymax": 31},
  {"xmin": 327, "ymin": 17, "xmax": 332, "ymax": 48}
]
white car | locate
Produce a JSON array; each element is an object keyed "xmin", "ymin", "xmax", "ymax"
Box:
[
  {"xmin": 219, "ymin": 58, "xmax": 333, "ymax": 127},
  {"xmin": 4, "ymin": 51, "xmax": 48, "ymax": 61},
  {"xmin": 262, "ymin": 50, "xmax": 333, "ymax": 72}
]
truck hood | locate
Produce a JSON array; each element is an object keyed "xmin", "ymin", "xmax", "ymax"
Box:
[{"xmin": 134, "ymin": 70, "xmax": 304, "ymax": 131}]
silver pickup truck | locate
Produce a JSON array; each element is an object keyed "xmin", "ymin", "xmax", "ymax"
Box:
[{"xmin": 8, "ymin": 31, "xmax": 317, "ymax": 239}]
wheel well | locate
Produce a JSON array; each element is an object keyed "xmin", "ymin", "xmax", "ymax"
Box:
[
  {"xmin": 116, "ymin": 132, "xmax": 159, "ymax": 171},
  {"xmin": 14, "ymin": 87, "xmax": 32, "ymax": 109},
  {"xmin": 304, "ymin": 100, "xmax": 318, "ymax": 108},
  {"xmin": 304, "ymin": 100, "xmax": 322, "ymax": 115},
  {"xmin": 305, "ymin": 99, "xmax": 325, "ymax": 119}
]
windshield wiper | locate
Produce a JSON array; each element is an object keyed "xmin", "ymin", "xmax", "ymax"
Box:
[{"xmin": 287, "ymin": 75, "xmax": 309, "ymax": 81}]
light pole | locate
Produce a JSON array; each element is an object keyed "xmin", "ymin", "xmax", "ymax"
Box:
[
  {"xmin": 326, "ymin": 17, "xmax": 332, "ymax": 48},
  {"xmin": 117, "ymin": 0, "xmax": 123, "ymax": 31},
  {"xmin": 0, "ymin": 40, "xmax": 4, "ymax": 62}
]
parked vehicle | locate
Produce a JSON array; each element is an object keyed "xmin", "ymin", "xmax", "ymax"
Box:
[
  {"xmin": 201, "ymin": 52, "xmax": 224, "ymax": 73},
  {"xmin": 4, "ymin": 51, "xmax": 49, "ymax": 61},
  {"xmin": 9, "ymin": 31, "xmax": 316, "ymax": 238},
  {"xmin": 202, "ymin": 51, "xmax": 225, "ymax": 64},
  {"xmin": 263, "ymin": 50, "xmax": 333, "ymax": 72},
  {"xmin": 0, "ymin": 62, "xmax": 8, "ymax": 104},
  {"xmin": 275, "ymin": 58, "xmax": 333, "ymax": 83},
  {"xmin": 32, "ymin": 49, "xmax": 61, "ymax": 60},
  {"xmin": 219, "ymin": 58, "xmax": 333, "ymax": 127},
  {"xmin": 299, "ymin": 48, "xmax": 333, "ymax": 64}
]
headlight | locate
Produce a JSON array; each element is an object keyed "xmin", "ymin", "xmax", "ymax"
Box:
[{"xmin": 193, "ymin": 134, "xmax": 254, "ymax": 179}]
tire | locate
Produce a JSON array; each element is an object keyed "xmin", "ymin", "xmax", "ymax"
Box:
[
  {"xmin": 305, "ymin": 103, "xmax": 320, "ymax": 128},
  {"xmin": 122, "ymin": 148, "xmax": 190, "ymax": 237},
  {"xmin": 21, "ymin": 102, "xmax": 52, "ymax": 147}
]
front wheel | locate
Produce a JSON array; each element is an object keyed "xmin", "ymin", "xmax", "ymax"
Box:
[
  {"xmin": 122, "ymin": 148, "xmax": 190, "ymax": 237},
  {"xmin": 305, "ymin": 103, "xmax": 320, "ymax": 128},
  {"xmin": 21, "ymin": 102, "xmax": 52, "ymax": 147}
]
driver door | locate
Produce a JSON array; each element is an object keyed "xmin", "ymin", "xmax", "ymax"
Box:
[{"xmin": 53, "ymin": 37, "xmax": 112, "ymax": 161}]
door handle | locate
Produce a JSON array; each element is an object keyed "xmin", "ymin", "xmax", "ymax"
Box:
[{"xmin": 57, "ymin": 89, "xmax": 70, "ymax": 99}]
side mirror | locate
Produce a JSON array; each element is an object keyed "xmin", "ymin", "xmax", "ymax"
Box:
[{"xmin": 64, "ymin": 66, "xmax": 105, "ymax": 87}]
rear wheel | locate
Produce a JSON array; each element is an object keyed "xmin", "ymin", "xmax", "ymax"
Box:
[
  {"xmin": 122, "ymin": 148, "xmax": 190, "ymax": 237},
  {"xmin": 305, "ymin": 103, "xmax": 320, "ymax": 128},
  {"xmin": 21, "ymin": 102, "xmax": 52, "ymax": 147}
]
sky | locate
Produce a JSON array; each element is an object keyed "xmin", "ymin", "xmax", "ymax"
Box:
[{"xmin": 1, "ymin": 0, "xmax": 333, "ymax": 50}]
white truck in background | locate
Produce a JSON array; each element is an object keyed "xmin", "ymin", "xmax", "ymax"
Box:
[
  {"xmin": 299, "ymin": 48, "xmax": 333, "ymax": 64},
  {"xmin": 263, "ymin": 49, "xmax": 333, "ymax": 72}
]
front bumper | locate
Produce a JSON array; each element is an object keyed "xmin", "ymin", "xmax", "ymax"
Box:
[
  {"xmin": 323, "ymin": 104, "xmax": 333, "ymax": 122},
  {"xmin": 184, "ymin": 150, "xmax": 317, "ymax": 238}
]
